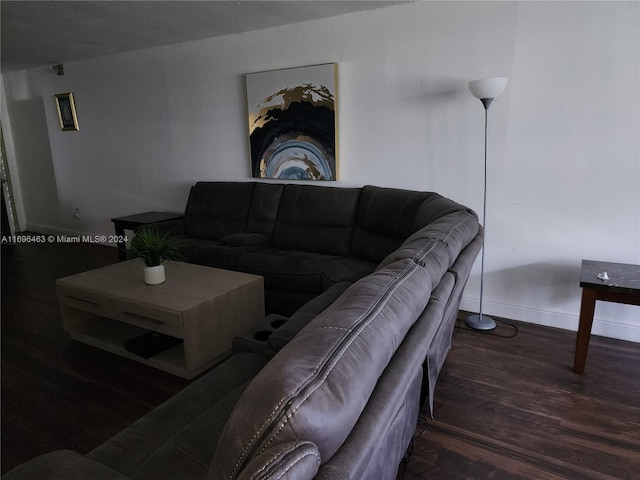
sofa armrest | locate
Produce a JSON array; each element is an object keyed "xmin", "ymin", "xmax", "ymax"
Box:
[
  {"xmin": 232, "ymin": 336, "xmax": 278, "ymax": 359},
  {"xmin": 236, "ymin": 441, "xmax": 320, "ymax": 480},
  {"xmin": 2, "ymin": 450, "xmax": 133, "ymax": 480},
  {"xmin": 267, "ymin": 282, "xmax": 351, "ymax": 350},
  {"xmin": 232, "ymin": 314, "xmax": 288, "ymax": 358}
]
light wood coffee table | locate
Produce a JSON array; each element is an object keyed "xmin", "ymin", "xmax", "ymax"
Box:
[{"xmin": 57, "ymin": 260, "xmax": 264, "ymax": 379}]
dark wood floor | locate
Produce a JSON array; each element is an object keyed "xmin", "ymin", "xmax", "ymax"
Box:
[
  {"xmin": 2, "ymin": 239, "xmax": 640, "ymax": 478},
  {"xmin": 400, "ymin": 316, "xmax": 640, "ymax": 479},
  {"xmin": 1, "ymin": 239, "xmax": 189, "ymax": 474}
]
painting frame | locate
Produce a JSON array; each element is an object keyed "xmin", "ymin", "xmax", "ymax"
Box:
[
  {"xmin": 246, "ymin": 63, "xmax": 338, "ymax": 181},
  {"xmin": 54, "ymin": 92, "xmax": 79, "ymax": 131}
]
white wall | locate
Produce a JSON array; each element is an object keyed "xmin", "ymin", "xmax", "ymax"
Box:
[{"xmin": 2, "ymin": 1, "xmax": 639, "ymax": 342}]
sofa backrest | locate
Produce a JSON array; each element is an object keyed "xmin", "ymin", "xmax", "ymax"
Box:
[
  {"xmin": 209, "ymin": 257, "xmax": 434, "ymax": 479},
  {"xmin": 272, "ymin": 184, "xmax": 360, "ymax": 256},
  {"xmin": 350, "ymin": 186, "xmax": 430, "ymax": 263},
  {"xmin": 247, "ymin": 183, "xmax": 285, "ymax": 236},
  {"xmin": 350, "ymin": 185, "xmax": 473, "ymax": 264},
  {"xmin": 377, "ymin": 209, "xmax": 480, "ymax": 280},
  {"xmin": 184, "ymin": 182, "xmax": 256, "ymax": 240}
]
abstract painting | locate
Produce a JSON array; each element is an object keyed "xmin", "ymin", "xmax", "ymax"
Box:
[{"xmin": 246, "ymin": 63, "xmax": 338, "ymax": 180}]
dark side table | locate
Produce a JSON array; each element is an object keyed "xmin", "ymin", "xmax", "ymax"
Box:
[
  {"xmin": 111, "ymin": 211, "xmax": 183, "ymax": 262},
  {"xmin": 574, "ymin": 259, "xmax": 640, "ymax": 373}
]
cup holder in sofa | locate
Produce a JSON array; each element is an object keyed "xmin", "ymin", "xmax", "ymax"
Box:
[
  {"xmin": 233, "ymin": 314, "xmax": 289, "ymax": 358},
  {"xmin": 269, "ymin": 318, "xmax": 287, "ymax": 329},
  {"xmin": 253, "ymin": 330, "xmax": 273, "ymax": 342}
]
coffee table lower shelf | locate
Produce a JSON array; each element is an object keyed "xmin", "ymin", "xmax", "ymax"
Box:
[{"xmin": 69, "ymin": 317, "xmax": 228, "ymax": 380}]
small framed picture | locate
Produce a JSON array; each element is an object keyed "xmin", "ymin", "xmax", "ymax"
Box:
[{"xmin": 54, "ymin": 92, "xmax": 79, "ymax": 131}]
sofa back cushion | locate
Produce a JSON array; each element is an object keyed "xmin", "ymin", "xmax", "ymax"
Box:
[
  {"xmin": 351, "ymin": 186, "xmax": 472, "ymax": 264},
  {"xmin": 350, "ymin": 186, "xmax": 430, "ymax": 263},
  {"xmin": 209, "ymin": 258, "xmax": 433, "ymax": 479},
  {"xmin": 413, "ymin": 191, "xmax": 475, "ymax": 229},
  {"xmin": 184, "ymin": 182, "xmax": 256, "ymax": 240},
  {"xmin": 247, "ymin": 183, "xmax": 285, "ymax": 236},
  {"xmin": 273, "ymin": 185, "xmax": 360, "ymax": 256}
]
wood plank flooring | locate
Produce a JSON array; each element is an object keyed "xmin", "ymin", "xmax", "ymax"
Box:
[
  {"xmin": 2, "ymin": 239, "xmax": 640, "ymax": 478},
  {"xmin": 1, "ymin": 240, "xmax": 189, "ymax": 474},
  {"xmin": 400, "ymin": 318, "xmax": 640, "ymax": 479}
]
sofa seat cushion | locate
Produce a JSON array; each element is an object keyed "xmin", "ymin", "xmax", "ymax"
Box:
[
  {"xmin": 128, "ymin": 386, "xmax": 248, "ymax": 480},
  {"xmin": 218, "ymin": 233, "xmax": 270, "ymax": 247},
  {"xmin": 174, "ymin": 236, "xmax": 268, "ymax": 270},
  {"xmin": 2, "ymin": 450, "xmax": 133, "ymax": 480},
  {"xmin": 235, "ymin": 248, "xmax": 341, "ymax": 294},
  {"xmin": 89, "ymin": 353, "xmax": 268, "ymax": 480},
  {"xmin": 210, "ymin": 258, "xmax": 435, "ymax": 479},
  {"xmin": 262, "ymin": 290, "xmax": 322, "ymax": 317}
]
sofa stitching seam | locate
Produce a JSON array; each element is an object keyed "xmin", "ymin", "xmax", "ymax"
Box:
[
  {"xmin": 272, "ymin": 451, "xmax": 321, "ymax": 480},
  {"xmin": 171, "ymin": 444, "xmax": 210, "ymax": 469},
  {"xmin": 250, "ymin": 442, "xmax": 320, "ymax": 480}
]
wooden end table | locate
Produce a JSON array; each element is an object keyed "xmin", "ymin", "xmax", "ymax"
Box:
[
  {"xmin": 57, "ymin": 261, "xmax": 264, "ymax": 379},
  {"xmin": 574, "ymin": 259, "xmax": 640, "ymax": 374},
  {"xmin": 111, "ymin": 211, "xmax": 183, "ymax": 262}
]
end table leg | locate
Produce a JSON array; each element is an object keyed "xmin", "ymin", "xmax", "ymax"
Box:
[
  {"xmin": 113, "ymin": 223, "xmax": 127, "ymax": 262},
  {"xmin": 574, "ymin": 288, "xmax": 597, "ymax": 374}
]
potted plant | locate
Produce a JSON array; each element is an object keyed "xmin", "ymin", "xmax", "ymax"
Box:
[{"xmin": 129, "ymin": 227, "xmax": 182, "ymax": 285}]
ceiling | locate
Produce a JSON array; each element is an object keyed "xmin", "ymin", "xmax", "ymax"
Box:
[{"xmin": 1, "ymin": 1, "xmax": 408, "ymax": 72}]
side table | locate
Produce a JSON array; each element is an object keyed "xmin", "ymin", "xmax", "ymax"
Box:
[
  {"xmin": 574, "ymin": 259, "xmax": 640, "ymax": 373},
  {"xmin": 111, "ymin": 211, "xmax": 183, "ymax": 261}
]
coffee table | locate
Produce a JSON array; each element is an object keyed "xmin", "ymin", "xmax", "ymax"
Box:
[
  {"xmin": 57, "ymin": 260, "xmax": 264, "ymax": 379},
  {"xmin": 574, "ymin": 259, "xmax": 640, "ymax": 374}
]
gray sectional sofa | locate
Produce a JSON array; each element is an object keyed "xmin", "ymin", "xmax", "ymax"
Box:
[
  {"xmin": 152, "ymin": 182, "xmax": 477, "ymax": 315},
  {"xmin": 3, "ymin": 182, "xmax": 482, "ymax": 480}
]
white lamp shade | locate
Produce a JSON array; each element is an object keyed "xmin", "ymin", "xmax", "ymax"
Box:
[{"xmin": 468, "ymin": 77, "xmax": 508, "ymax": 99}]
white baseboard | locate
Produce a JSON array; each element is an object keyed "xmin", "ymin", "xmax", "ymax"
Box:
[{"xmin": 460, "ymin": 296, "xmax": 639, "ymax": 343}]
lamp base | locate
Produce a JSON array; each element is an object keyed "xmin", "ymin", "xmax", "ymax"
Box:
[{"xmin": 465, "ymin": 313, "xmax": 496, "ymax": 331}]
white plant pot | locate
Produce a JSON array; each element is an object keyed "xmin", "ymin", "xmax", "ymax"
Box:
[{"xmin": 144, "ymin": 264, "xmax": 166, "ymax": 285}]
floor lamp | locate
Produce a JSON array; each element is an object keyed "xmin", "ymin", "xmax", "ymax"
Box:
[{"xmin": 465, "ymin": 77, "xmax": 508, "ymax": 331}]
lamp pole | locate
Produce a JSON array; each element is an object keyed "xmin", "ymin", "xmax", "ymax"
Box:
[{"xmin": 465, "ymin": 77, "xmax": 508, "ymax": 331}]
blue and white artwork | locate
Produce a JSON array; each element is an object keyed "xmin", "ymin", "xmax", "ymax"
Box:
[{"xmin": 246, "ymin": 63, "xmax": 338, "ymax": 181}]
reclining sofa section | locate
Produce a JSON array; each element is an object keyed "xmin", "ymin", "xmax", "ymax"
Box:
[
  {"xmin": 156, "ymin": 181, "xmax": 477, "ymax": 315},
  {"xmin": 2, "ymin": 182, "xmax": 482, "ymax": 480}
]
